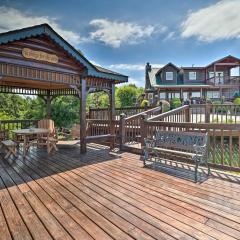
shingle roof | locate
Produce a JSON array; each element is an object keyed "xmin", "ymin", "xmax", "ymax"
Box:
[{"xmin": 0, "ymin": 24, "xmax": 128, "ymax": 82}]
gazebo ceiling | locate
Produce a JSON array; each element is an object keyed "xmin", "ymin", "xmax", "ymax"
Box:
[{"xmin": 0, "ymin": 23, "xmax": 128, "ymax": 95}]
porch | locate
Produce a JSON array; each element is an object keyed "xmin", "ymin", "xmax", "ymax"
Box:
[{"xmin": 0, "ymin": 143, "xmax": 240, "ymax": 240}]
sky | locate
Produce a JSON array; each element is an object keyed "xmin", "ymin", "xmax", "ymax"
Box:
[{"xmin": 0, "ymin": 0, "xmax": 240, "ymax": 86}]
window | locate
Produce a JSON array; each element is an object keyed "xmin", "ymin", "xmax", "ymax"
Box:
[
  {"xmin": 207, "ymin": 91, "xmax": 220, "ymax": 99},
  {"xmin": 189, "ymin": 71, "xmax": 197, "ymax": 80},
  {"xmin": 148, "ymin": 93, "xmax": 153, "ymax": 99},
  {"xmin": 166, "ymin": 72, "xmax": 173, "ymax": 80},
  {"xmin": 159, "ymin": 92, "xmax": 166, "ymax": 99},
  {"xmin": 192, "ymin": 92, "xmax": 200, "ymax": 98}
]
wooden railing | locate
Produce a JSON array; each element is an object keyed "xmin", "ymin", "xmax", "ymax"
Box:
[
  {"xmin": 0, "ymin": 119, "xmax": 38, "ymax": 139},
  {"xmin": 87, "ymin": 119, "xmax": 118, "ymax": 135},
  {"xmin": 123, "ymin": 106, "xmax": 162, "ymax": 144},
  {"xmin": 148, "ymin": 105, "xmax": 189, "ymax": 122},
  {"xmin": 142, "ymin": 120, "xmax": 240, "ymax": 171},
  {"xmin": 206, "ymin": 76, "xmax": 240, "ymax": 86},
  {"xmin": 88, "ymin": 106, "xmax": 153, "ymax": 120},
  {"xmin": 190, "ymin": 104, "xmax": 240, "ymax": 123}
]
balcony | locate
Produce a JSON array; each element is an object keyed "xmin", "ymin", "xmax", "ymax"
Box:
[{"xmin": 206, "ymin": 76, "xmax": 240, "ymax": 87}]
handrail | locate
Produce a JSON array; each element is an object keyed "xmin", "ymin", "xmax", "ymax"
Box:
[
  {"xmin": 0, "ymin": 119, "xmax": 39, "ymax": 123},
  {"xmin": 125, "ymin": 106, "xmax": 162, "ymax": 120},
  {"xmin": 89, "ymin": 106, "xmax": 152, "ymax": 111},
  {"xmin": 147, "ymin": 121, "xmax": 240, "ymax": 130},
  {"xmin": 86, "ymin": 119, "xmax": 119, "ymax": 124},
  {"xmin": 148, "ymin": 105, "xmax": 188, "ymax": 121},
  {"xmin": 88, "ymin": 106, "xmax": 154, "ymax": 120}
]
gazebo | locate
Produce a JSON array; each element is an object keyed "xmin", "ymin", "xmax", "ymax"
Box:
[{"xmin": 0, "ymin": 23, "xmax": 128, "ymax": 153}]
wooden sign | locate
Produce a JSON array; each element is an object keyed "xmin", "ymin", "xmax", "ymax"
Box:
[{"xmin": 22, "ymin": 48, "xmax": 58, "ymax": 64}]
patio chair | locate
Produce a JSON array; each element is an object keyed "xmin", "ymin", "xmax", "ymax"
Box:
[
  {"xmin": 70, "ymin": 123, "xmax": 80, "ymax": 139},
  {"xmin": 0, "ymin": 140, "xmax": 17, "ymax": 159},
  {"xmin": 38, "ymin": 119, "xmax": 58, "ymax": 153}
]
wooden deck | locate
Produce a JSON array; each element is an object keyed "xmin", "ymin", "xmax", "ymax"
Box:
[{"xmin": 0, "ymin": 144, "xmax": 240, "ymax": 240}]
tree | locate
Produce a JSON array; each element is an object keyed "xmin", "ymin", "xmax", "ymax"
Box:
[
  {"xmin": 0, "ymin": 84, "xmax": 147, "ymax": 128},
  {"xmin": 116, "ymin": 84, "xmax": 144, "ymax": 107},
  {"xmin": 50, "ymin": 96, "xmax": 80, "ymax": 128},
  {"xmin": 0, "ymin": 93, "xmax": 28, "ymax": 119},
  {"xmin": 87, "ymin": 92, "xmax": 109, "ymax": 108}
]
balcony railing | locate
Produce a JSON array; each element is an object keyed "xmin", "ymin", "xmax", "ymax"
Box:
[{"xmin": 206, "ymin": 76, "xmax": 240, "ymax": 86}]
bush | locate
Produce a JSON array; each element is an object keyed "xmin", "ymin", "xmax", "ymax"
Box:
[
  {"xmin": 170, "ymin": 98, "xmax": 181, "ymax": 109},
  {"xmin": 233, "ymin": 92, "xmax": 240, "ymax": 99},
  {"xmin": 233, "ymin": 97, "xmax": 240, "ymax": 105},
  {"xmin": 140, "ymin": 99, "xmax": 149, "ymax": 108},
  {"xmin": 233, "ymin": 98, "xmax": 240, "ymax": 112}
]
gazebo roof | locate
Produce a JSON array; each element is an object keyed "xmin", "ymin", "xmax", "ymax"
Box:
[{"xmin": 0, "ymin": 23, "xmax": 128, "ymax": 83}]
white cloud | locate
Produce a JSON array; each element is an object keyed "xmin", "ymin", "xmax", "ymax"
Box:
[
  {"xmin": 109, "ymin": 64, "xmax": 146, "ymax": 71},
  {"xmin": 109, "ymin": 63, "xmax": 164, "ymax": 71},
  {"xmin": 164, "ymin": 31, "xmax": 176, "ymax": 41},
  {"xmin": 0, "ymin": 6, "xmax": 83, "ymax": 45},
  {"xmin": 181, "ymin": 0, "xmax": 240, "ymax": 42},
  {"xmin": 128, "ymin": 77, "xmax": 144, "ymax": 86},
  {"xmin": 89, "ymin": 19, "xmax": 167, "ymax": 48}
]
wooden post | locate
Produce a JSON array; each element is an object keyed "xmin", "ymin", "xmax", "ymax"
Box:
[
  {"xmin": 46, "ymin": 90, "xmax": 51, "ymax": 119},
  {"xmin": 180, "ymin": 88, "xmax": 183, "ymax": 100},
  {"xmin": 89, "ymin": 108, "xmax": 93, "ymax": 119},
  {"xmin": 119, "ymin": 113, "xmax": 126, "ymax": 150},
  {"xmin": 109, "ymin": 83, "xmax": 115, "ymax": 149},
  {"xmin": 185, "ymin": 106, "xmax": 191, "ymax": 122},
  {"xmin": 166, "ymin": 91, "xmax": 169, "ymax": 101},
  {"xmin": 214, "ymin": 64, "xmax": 216, "ymax": 85},
  {"xmin": 205, "ymin": 103, "xmax": 211, "ymax": 123},
  {"xmin": 80, "ymin": 78, "xmax": 87, "ymax": 153},
  {"xmin": 140, "ymin": 113, "xmax": 147, "ymax": 148}
]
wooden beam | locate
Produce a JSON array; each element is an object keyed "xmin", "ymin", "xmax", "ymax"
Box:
[
  {"xmin": 109, "ymin": 84, "xmax": 115, "ymax": 120},
  {"xmin": 109, "ymin": 83, "xmax": 115, "ymax": 149},
  {"xmin": 80, "ymin": 78, "xmax": 87, "ymax": 153},
  {"xmin": 46, "ymin": 90, "xmax": 51, "ymax": 118},
  {"xmin": 215, "ymin": 63, "xmax": 240, "ymax": 66},
  {"xmin": 214, "ymin": 64, "xmax": 216, "ymax": 84}
]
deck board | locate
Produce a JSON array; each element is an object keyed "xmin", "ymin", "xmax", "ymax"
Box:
[{"xmin": 0, "ymin": 144, "xmax": 240, "ymax": 240}]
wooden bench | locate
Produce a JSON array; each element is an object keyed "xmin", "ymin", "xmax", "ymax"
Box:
[
  {"xmin": 0, "ymin": 140, "xmax": 17, "ymax": 159},
  {"xmin": 143, "ymin": 131, "xmax": 210, "ymax": 182}
]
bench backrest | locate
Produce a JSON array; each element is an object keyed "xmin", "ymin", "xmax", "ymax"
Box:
[
  {"xmin": 38, "ymin": 119, "xmax": 56, "ymax": 136},
  {"xmin": 154, "ymin": 130, "xmax": 208, "ymax": 152}
]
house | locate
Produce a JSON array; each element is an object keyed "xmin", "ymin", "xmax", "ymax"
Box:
[{"xmin": 145, "ymin": 55, "xmax": 240, "ymax": 103}]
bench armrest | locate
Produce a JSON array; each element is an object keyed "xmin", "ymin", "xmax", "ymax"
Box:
[
  {"xmin": 144, "ymin": 138, "xmax": 156, "ymax": 149},
  {"xmin": 193, "ymin": 144, "xmax": 207, "ymax": 155}
]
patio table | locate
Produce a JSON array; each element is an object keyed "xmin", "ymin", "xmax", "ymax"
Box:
[{"xmin": 12, "ymin": 128, "xmax": 50, "ymax": 157}]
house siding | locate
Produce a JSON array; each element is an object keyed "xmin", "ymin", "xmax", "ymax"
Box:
[
  {"xmin": 159, "ymin": 65, "xmax": 178, "ymax": 84},
  {"xmin": 206, "ymin": 67, "xmax": 230, "ymax": 83},
  {"xmin": 183, "ymin": 69, "xmax": 206, "ymax": 84}
]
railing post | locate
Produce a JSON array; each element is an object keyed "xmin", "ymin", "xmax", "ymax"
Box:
[
  {"xmin": 89, "ymin": 108, "xmax": 93, "ymax": 119},
  {"xmin": 119, "ymin": 113, "xmax": 126, "ymax": 150},
  {"xmin": 185, "ymin": 105, "xmax": 191, "ymax": 122},
  {"xmin": 140, "ymin": 113, "xmax": 147, "ymax": 148},
  {"xmin": 205, "ymin": 103, "xmax": 211, "ymax": 123}
]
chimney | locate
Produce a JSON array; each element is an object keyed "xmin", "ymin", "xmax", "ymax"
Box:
[
  {"xmin": 145, "ymin": 62, "xmax": 152, "ymax": 90},
  {"xmin": 146, "ymin": 62, "xmax": 151, "ymax": 72}
]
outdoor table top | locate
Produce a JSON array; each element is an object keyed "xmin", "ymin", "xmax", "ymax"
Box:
[{"xmin": 12, "ymin": 128, "xmax": 50, "ymax": 135}]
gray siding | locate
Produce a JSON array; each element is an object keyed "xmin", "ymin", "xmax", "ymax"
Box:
[
  {"xmin": 160, "ymin": 65, "xmax": 178, "ymax": 84},
  {"xmin": 183, "ymin": 69, "xmax": 206, "ymax": 84},
  {"xmin": 206, "ymin": 67, "xmax": 230, "ymax": 84}
]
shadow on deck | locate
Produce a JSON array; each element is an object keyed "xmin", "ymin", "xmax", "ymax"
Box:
[{"xmin": 0, "ymin": 143, "xmax": 240, "ymax": 240}]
